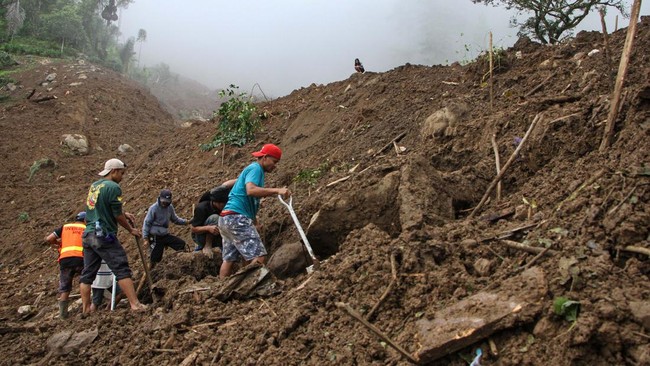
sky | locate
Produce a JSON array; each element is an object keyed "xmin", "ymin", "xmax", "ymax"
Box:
[{"xmin": 119, "ymin": 0, "xmax": 650, "ymax": 98}]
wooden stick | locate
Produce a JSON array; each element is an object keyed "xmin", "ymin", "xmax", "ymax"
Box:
[
  {"xmin": 326, "ymin": 175, "xmax": 351, "ymax": 187},
  {"xmin": 33, "ymin": 95, "xmax": 57, "ymax": 103},
  {"xmin": 598, "ymin": 7, "xmax": 612, "ymax": 73},
  {"xmin": 152, "ymin": 349, "xmax": 179, "ymax": 354},
  {"xmin": 621, "ymin": 246, "xmax": 650, "ymax": 257},
  {"xmin": 600, "ymin": 0, "xmax": 641, "ymax": 151},
  {"xmin": 372, "ymin": 132, "xmax": 407, "ymax": 157},
  {"xmin": 335, "ymin": 302, "xmax": 418, "ymax": 364},
  {"xmin": 210, "ymin": 340, "xmax": 225, "ymax": 366},
  {"xmin": 501, "ymin": 240, "xmax": 555, "ymax": 256},
  {"xmin": 489, "ymin": 32, "xmax": 494, "ymax": 110},
  {"xmin": 366, "ymin": 252, "xmax": 399, "ymax": 321},
  {"xmin": 179, "ymin": 287, "xmax": 211, "ymax": 295},
  {"xmin": 491, "ymin": 133, "xmax": 502, "ymax": 201},
  {"xmin": 525, "ymin": 72, "xmax": 557, "ymax": 97},
  {"xmin": 180, "ymin": 350, "xmax": 200, "ymax": 366},
  {"xmin": 469, "ymin": 114, "xmax": 542, "ymax": 218},
  {"xmin": 607, "ymin": 183, "xmax": 646, "ymax": 215},
  {"xmin": 523, "ymin": 246, "xmax": 552, "ymax": 270}
]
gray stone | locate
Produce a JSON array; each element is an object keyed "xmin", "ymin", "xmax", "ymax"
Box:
[
  {"xmin": 61, "ymin": 134, "xmax": 89, "ymax": 155},
  {"xmin": 118, "ymin": 144, "xmax": 134, "ymax": 153},
  {"xmin": 421, "ymin": 103, "xmax": 468, "ymax": 138},
  {"xmin": 629, "ymin": 301, "xmax": 650, "ymax": 331}
]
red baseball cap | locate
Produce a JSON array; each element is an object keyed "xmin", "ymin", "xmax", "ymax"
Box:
[{"xmin": 252, "ymin": 144, "xmax": 282, "ymax": 160}]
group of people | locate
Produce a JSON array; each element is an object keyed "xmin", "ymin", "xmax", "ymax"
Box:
[{"xmin": 45, "ymin": 143, "xmax": 291, "ymax": 317}]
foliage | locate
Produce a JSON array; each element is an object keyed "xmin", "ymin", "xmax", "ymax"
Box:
[
  {"xmin": 471, "ymin": 0, "xmax": 627, "ymax": 44},
  {"xmin": 553, "ymin": 297, "xmax": 580, "ymax": 322},
  {"xmin": 119, "ymin": 37, "xmax": 135, "ymax": 73},
  {"xmin": 0, "ymin": 37, "xmax": 68, "ymax": 57},
  {"xmin": 200, "ymin": 85, "xmax": 262, "ymax": 151},
  {"xmin": 18, "ymin": 211, "xmax": 29, "ymax": 222},
  {"xmin": 39, "ymin": 4, "xmax": 85, "ymax": 50},
  {"xmin": 294, "ymin": 162, "xmax": 329, "ymax": 187},
  {"xmin": 0, "ymin": 50, "xmax": 16, "ymax": 67},
  {"xmin": 28, "ymin": 157, "xmax": 55, "ymax": 182}
]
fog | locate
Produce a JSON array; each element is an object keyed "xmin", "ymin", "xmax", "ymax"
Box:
[{"xmin": 119, "ymin": 0, "xmax": 648, "ymax": 98}]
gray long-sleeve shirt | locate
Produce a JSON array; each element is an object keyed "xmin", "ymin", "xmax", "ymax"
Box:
[{"xmin": 142, "ymin": 200, "xmax": 188, "ymax": 238}]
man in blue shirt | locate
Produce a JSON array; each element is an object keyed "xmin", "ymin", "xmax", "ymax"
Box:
[{"xmin": 218, "ymin": 144, "xmax": 291, "ymax": 278}]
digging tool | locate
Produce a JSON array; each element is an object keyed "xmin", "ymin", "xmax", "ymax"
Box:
[
  {"xmin": 278, "ymin": 195, "xmax": 320, "ymax": 272},
  {"xmin": 128, "ymin": 219, "xmax": 154, "ymax": 299}
]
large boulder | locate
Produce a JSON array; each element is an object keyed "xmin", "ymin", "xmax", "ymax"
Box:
[
  {"xmin": 421, "ymin": 103, "xmax": 469, "ymax": 138},
  {"xmin": 61, "ymin": 134, "xmax": 89, "ymax": 155}
]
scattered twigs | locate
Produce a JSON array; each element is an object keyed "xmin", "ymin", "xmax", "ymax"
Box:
[
  {"xmin": 180, "ymin": 350, "xmax": 200, "ymax": 366},
  {"xmin": 372, "ymin": 132, "xmax": 407, "ymax": 157},
  {"xmin": 621, "ymin": 246, "xmax": 650, "ymax": 257},
  {"xmin": 335, "ymin": 302, "xmax": 418, "ymax": 364},
  {"xmin": 555, "ymin": 168, "xmax": 607, "ymax": 214},
  {"xmin": 600, "ymin": 0, "xmax": 641, "ymax": 151},
  {"xmin": 548, "ymin": 112, "xmax": 583, "ymax": 125},
  {"xmin": 501, "ymin": 240, "xmax": 556, "ymax": 256},
  {"xmin": 210, "ymin": 340, "xmax": 225, "ymax": 366},
  {"xmin": 152, "ymin": 349, "xmax": 179, "ymax": 354},
  {"xmin": 469, "ymin": 114, "xmax": 542, "ymax": 218},
  {"xmin": 367, "ymin": 252, "xmax": 399, "ymax": 321},
  {"xmin": 490, "ymin": 133, "xmax": 502, "ymax": 201},
  {"xmin": 489, "ymin": 32, "xmax": 494, "ymax": 110},
  {"xmin": 525, "ymin": 72, "xmax": 557, "ymax": 97}
]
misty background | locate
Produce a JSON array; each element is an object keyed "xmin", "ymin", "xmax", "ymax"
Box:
[{"xmin": 119, "ymin": 0, "xmax": 650, "ymax": 99}]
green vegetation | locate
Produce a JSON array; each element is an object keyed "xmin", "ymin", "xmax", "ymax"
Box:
[
  {"xmin": 18, "ymin": 212, "xmax": 29, "ymax": 222},
  {"xmin": 200, "ymin": 85, "xmax": 262, "ymax": 151},
  {"xmin": 553, "ymin": 296, "xmax": 580, "ymax": 322},
  {"xmin": 28, "ymin": 157, "xmax": 55, "ymax": 182},
  {"xmin": 294, "ymin": 162, "xmax": 329, "ymax": 187}
]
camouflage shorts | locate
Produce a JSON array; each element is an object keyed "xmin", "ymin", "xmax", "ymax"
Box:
[{"xmin": 218, "ymin": 214, "xmax": 267, "ymax": 262}]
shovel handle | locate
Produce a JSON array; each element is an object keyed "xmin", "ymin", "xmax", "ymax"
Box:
[{"xmin": 278, "ymin": 195, "xmax": 317, "ymax": 261}]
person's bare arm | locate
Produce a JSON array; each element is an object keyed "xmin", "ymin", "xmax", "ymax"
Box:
[
  {"xmin": 245, "ymin": 182, "xmax": 291, "ymax": 198},
  {"xmin": 45, "ymin": 233, "xmax": 59, "ymax": 245},
  {"xmin": 221, "ymin": 179, "xmax": 237, "ymax": 188},
  {"xmin": 117, "ymin": 213, "xmax": 141, "ymax": 237},
  {"xmin": 191, "ymin": 225, "xmax": 219, "ymax": 235}
]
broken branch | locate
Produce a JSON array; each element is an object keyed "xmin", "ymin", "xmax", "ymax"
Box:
[
  {"xmin": 335, "ymin": 302, "xmax": 418, "ymax": 364},
  {"xmin": 621, "ymin": 246, "xmax": 650, "ymax": 257},
  {"xmin": 372, "ymin": 132, "xmax": 407, "ymax": 157},
  {"xmin": 501, "ymin": 240, "xmax": 556, "ymax": 256},
  {"xmin": 366, "ymin": 252, "xmax": 399, "ymax": 321},
  {"xmin": 491, "ymin": 134, "xmax": 502, "ymax": 201}
]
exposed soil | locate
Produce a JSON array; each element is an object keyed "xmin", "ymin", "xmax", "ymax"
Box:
[{"xmin": 0, "ymin": 18, "xmax": 649, "ymax": 366}]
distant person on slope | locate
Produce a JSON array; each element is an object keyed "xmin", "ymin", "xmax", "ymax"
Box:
[
  {"xmin": 218, "ymin": 144, "xmax": 291, "ymax": 278},
  {"xmin": 191, "ymin": 180, "xmax": 236, "ymax": 258},
  {"xmin": 142, "ymin": 189, "xmax": 190, "ymax": 268},
  {"xmin": 44, "ymin": 211, "xmax": 86, "ymax": 319},
  {"xmin": 354, "ymin": 58, "xmax": 365, "ymax": 73},
  {"xmin": 79, "ymin": 158, "xmax": 146, "ymax": 313}
]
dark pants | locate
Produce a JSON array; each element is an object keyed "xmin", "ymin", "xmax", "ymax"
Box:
[
  {"xmin": 80, "ymin": 232, "xmax": 132, "ymax": 284},
  {"xmin": 191, "ymin": 214, "xmax": 222, "ymax": 250},
  {"xmin": 149, "ymin": 234, "xmax": 186, "ymax": 263}
]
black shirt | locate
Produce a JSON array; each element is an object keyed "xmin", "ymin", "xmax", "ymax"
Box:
[{"xmin": 190, "ymin": 201, "xmax": 220, "ymax": 226}]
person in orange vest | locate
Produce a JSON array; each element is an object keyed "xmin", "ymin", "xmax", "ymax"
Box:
[{"xmin": 44, "ymin": 211, "xmax": 86, "ymax": 319}]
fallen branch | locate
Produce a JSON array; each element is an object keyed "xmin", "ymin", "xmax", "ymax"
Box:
[
  {"xmin": 621, "ymin": 246, "xmax": 650, "ymax": 257},
  {"xmin": 210, "ymin": 340, "xmax": 225, "ymax": 366},
  {"xmin": 180, "ymin": 350, "xmax": 200, "ymax": 366},
  {"xmin": 607, "ymin": 183, "xmax": 648, "ymax": 215},
  {"xmin": 152, "ymin": 349, "xmax": 179, "ymax": 354},
  {"xmin": 367, "ymin": 252, "xmax": 399, "ymax": 321},
  {"xmin": 372, "ymin": 132, "xmax": 407, "ymax": 157},
  {"xmin": 326, "ymin": 175, "xmax": 351, "ymax": 187},
  {"xmin": 548, "ymin": 112, "xmax": 583, "ymax": 125},
  {"xmin": 179, "ymin": 287, "xmax": 211, "ymax": 295},
  {"xmin": 523, "ymin": 246, "xmax": 553, "ymax": 270},
  {"xmin": 525, "ymin": 72, "xmax": 557, "ymax": 97},
  {"xmin": 335, "ymin": 302, "xmax": 418, "ymax": 364},
  {"xmin": 501, "ymin": 240, "xmax": 556, "ymax": 256},
  {"xmin": 491, "ymin": 134, "xmax": 502, "ymax": 201},
  {"xmin": 33, "ymin": 95, "xmax": 57, "ymax": 103},
  {"xmin": 469, "ymin": 114, "xmax": 542, "ymax": 218}
]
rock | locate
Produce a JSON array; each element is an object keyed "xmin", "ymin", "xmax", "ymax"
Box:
[
  {"xmin": 17, "ymin": 305, "xmax": 33, "ymax": 315},
  {"xmin": 78, "ymin": 74, "xmax": 87, "ymax": 79},
  {"xmin": 421, "ymin": 103, "xmax": 469, "ymax": 138},
  {"xmin": 415, "ymin": 267, "xmax": 547, "ymax": 364},
  {"xmin": 532, "ymin": 316, "xmax": 556, "ymax": 339},
  {"xmin": 629, "ymin": 301, "xmax": 650, "ymax": 331},
  {"xmin": 539, "ymin": 59, "xmax": 553, "ymax": 69},
  {"xmin": 61, "ymin": 134, "xmax": 89, "ymax": 155},
  {"xmin": 69, "ymin": 82, "xmax": 83, "ymax": 87},
  {"xmin": 587, "ymin": 49, "xmax": 600, "ymax": 57},
  {"xmin": 118, "ymin": 144, "xmax": 134, "ymax": 153},
  {"xmin": 45, "ymin": 73, "xmax": 57, "ymax": 82},
  {"xmin": 267, "ymin": 241, "xmax": 310, "ymax": 278},
  {"xmin": 473, "ymin": 258, "xmax": 493, "ymax": 277},
  {"xmin": 5, "ymin": 83, "xmax": 16, "ymax": 91}
]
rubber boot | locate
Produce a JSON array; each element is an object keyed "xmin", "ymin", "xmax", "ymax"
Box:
[{"xmin": 58, "ymin": 300, "xmax": 69, "ymax": 319}]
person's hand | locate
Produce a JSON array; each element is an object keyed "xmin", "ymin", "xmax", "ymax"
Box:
[
  {"xmin": 277, "ymin": 187, "xmax": 291, "ymax": 199},
  {"xmin": 125, "ymin": 212, "xmax": 137, "ymax": 223},
  {"xmin": 208, "ymin": 225, "xmax": 220, "ymax": 235},
  {"xmin": 130, "ymin": 227, "xmax": 142, "ymax": 238}
]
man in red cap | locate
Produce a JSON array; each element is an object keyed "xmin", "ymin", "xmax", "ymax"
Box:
[{"xmin": 218, "ymin": 144, "xmax": 291, "ymax": 277}]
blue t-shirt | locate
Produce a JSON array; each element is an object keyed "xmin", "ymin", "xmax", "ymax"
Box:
[{"xmin": 223, "ymin": 162, "xmax": 265, "ymax": 219}]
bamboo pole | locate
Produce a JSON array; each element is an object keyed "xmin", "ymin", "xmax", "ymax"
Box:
[
  {"xmin": 599, "ymin": 0, "xmax": 642, "ymax": 151},
  {"xmin": 598, "ymin": 7, "xmax": 611, "ymax": 72},
  {"xmin": 489, "ymin": 32, "xmax": 494, "ymax": 110},
  {"xmin": 469, "ymin": 114, "xmax": 542, "ymax": 218},
  {"xmin": 491, "ymin": 133, "xmax": 502, "ymax": 201}
]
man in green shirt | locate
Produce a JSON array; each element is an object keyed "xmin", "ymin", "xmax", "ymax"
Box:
[{"xmin": 79, "ymin": 158, "xmax": 146, "ymax": 313}]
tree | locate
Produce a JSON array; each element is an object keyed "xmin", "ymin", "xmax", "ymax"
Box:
[
  {"xmin": 136, "ymin": 28, "xmax": 146, "ymax": 67},
  {"xmin": 5, "ymin": 0, "xmax": 26, "ymax": 41},
  {"xmin": 119, "ymin": 36, "xmax": 135, "ymax": 73},
  {"xmin": 471, "ymin": 0, "xmax": 627, "ymax": 44},
  {"xmin": 39, "ymin": 3, "xmax": 85, "ymax": 51}
]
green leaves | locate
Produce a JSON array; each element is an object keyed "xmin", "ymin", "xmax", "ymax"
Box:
[
  {"xmin": 553, "ymin": 297, "xmax": 580, "ymax": 322},
  {"xmin": 201, "ymin": 85, "xmax": 262, "ymax": 151}
]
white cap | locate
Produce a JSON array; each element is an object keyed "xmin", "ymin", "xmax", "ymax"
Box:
[{"xmin": 98, "ymin": 158, "xmax": 126, "ymax": 176}]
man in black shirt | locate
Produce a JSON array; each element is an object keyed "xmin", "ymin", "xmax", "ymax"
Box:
[{"xmin": 191, "ymin": 180, "xmax": 235, "ymax": 258}]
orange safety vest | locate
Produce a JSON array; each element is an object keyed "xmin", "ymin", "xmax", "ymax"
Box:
[{"xmin": 59, "ymin": 222, "xmax": 85, "ymax": 261}]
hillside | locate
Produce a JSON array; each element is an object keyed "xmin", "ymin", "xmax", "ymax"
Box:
[{"xmin": 0, "ymin": 17, "xmax": 649, "ymax": 366}]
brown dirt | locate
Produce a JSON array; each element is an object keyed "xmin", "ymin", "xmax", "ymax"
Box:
[{"xmin": 1, "ymin": 18, "xmax": 649, "ymax": 366}]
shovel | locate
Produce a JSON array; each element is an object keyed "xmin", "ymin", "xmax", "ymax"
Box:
[
  {"xmin": 278, "ymin": 195, "xmax": 320, "ymax": 272},
  {"xmin": 128, "ymin": 219, "xmax": 154, "ymax": 299}
]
